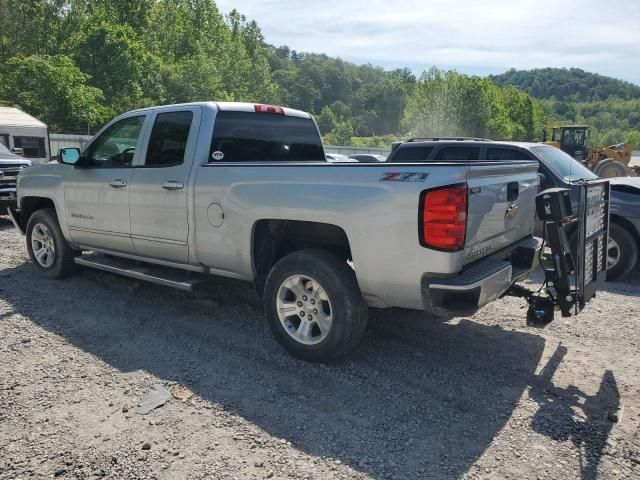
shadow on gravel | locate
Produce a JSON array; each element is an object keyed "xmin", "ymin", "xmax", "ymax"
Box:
[
  {"xmin": 530, "ymin": 345, "xmax": 620, "ymax": 480},
  {"xmin": 601, "ymin": 266, "xmax": 640, "ymax": 295},
  {"xmin": 0, "ymin": 215, "xmax": 15, "ymax": 231},
  {"xmin": 0, "ymin": 261, "xmax": 621, "ymax": 479}
]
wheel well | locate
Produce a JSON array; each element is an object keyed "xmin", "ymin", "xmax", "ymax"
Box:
[
  {"xmin": 252, "ymin": 219, "xmax": 352, "ymax": 295},
  {"xmin": 610, "ymin": 214, "xmax": 640, "ymax": 244},
  {"xmin": 20, "ymin": 197, "xmax": 56, "ymax": 228}
]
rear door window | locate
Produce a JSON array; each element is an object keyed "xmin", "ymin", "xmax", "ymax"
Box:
[
  {"xmin": 433, "ymin": 146, "xmax": 480, "ymax": 161},
  {"xmin": 486, "ymin": 147, "xmax": 534, "ymax": 161},
  {"xmin": 145, "ymin": 111, "xmax": 193, "ymax": 167},
  {"xmin": 210, "ymin": 111, "xmax": 324, "ymax": 162},
  {"xmin": 13, "ymin": 136, "xmax": 46, "ymax": 158},
  {"xmin": 388, "ymin": 146, "xmax": 434, "ymax": 162}
]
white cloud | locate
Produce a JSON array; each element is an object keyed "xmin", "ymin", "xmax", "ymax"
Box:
[{"xmin": 215, "ymin": 0, "xmax": 640, "ymax": 83}]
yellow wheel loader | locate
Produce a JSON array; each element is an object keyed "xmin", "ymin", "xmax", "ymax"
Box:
[{"xmin": 544, "ymin": 125, "xmax": 636, "ymax": 178}]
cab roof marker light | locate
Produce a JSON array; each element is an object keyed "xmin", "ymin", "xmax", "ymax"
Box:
[{"xmin": 254, "ymin": 104, "xmax": 285, "ymax": 115}]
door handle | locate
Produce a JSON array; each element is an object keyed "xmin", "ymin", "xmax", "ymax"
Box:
[
  {"xmin": 109, "ymin": 179, "xmax": 127, "ymax": 188},
  {"xmin": 162, "ymin": 181, "xmax": 184, "ymax": 190}
]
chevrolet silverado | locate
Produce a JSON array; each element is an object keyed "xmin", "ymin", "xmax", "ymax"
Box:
[{"xmin": 9, "ymin": 103, "xmax": 557, "ymax": 361}]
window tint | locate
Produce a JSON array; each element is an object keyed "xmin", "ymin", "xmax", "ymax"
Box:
[
  {"xmin": 145, "ymin": 111, "xmax": 193, "ymax": 166},
  {"xmin": 84, "ymin": 116, "xmax": 144, "ymax": 168},
  {"xmin": 210, "ymin": 111, "xmax": 324, "ymax": 162},
  {"xmin": 13, "ymin": 136, "xmax": 45, "ymax": 158},
  {"xmin": 531, "ymin": 146, "xmax": 597, "ymax": 182},
  {"xmin": 0, "ymin": 134, "xmax": 9, "ymax": 149},
  {"xmin": 486, "ymin": 147, "xmax": 534, "ymax": 161},
  {"xmin": 433, "ymin": 146, "xmax": 480, "ymax": 161},
  {"xmin": 388, "ymin": 146, "xmax": 433, "ymax": 162}
]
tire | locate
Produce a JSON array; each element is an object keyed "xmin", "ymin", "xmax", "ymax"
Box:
[
  {"xmin": 26, "ymin": 208, "xmax": 77, "ymax": 279},
  {"xmin": 606, "ymin": 222, "xmax": 638, "ymax": 281},
  {"xmin": 568, "ymin": 222, "xmax": 638, "ymax": 281},
  {"xmin": 263, "ymin": 249, "xmax": 368, "ymax": 362},
  {"xmin": 593, "ymin": 159, "xmax": 627, "ymax": 178}
]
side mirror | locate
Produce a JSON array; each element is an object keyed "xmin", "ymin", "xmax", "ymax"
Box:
[
  {"xmin": 538, "ymin": 172, "xmax": 550, "ymax": 190},
  {"xmin": 59, "ymin": 147, "xmax": 81, "ymax": 165}
]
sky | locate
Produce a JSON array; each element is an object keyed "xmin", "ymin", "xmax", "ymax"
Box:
[{"xmin": 215, "ymin": 0, "xmax": 640, "ymax": 84}]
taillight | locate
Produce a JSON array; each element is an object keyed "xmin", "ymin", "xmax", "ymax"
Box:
[
  {"xmin": 420, "ymin": 184, "xmax": 468, "ymax": 251},
  {"xmin": 254, "ymin": 104, "xmax": 285, "ymax": 115}
]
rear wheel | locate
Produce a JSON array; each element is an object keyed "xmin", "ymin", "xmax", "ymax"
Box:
[
  {"xmin": 26, "ymin": 208, "xmax": 77, "ymax": 279},
  {"xmin": 606, "ymin": 223, "xmax": 638, "ymax": 280},
  {"xmin": 568, "ymin": 221, "xmax": 638, "ymax": 281},
  {"xmin": 593, "ymin": 159, "xmax": 627, "ymax": 178},
  {"xmin": 263, "ymin": 249, "xmax": 368, "ymax": 362}
]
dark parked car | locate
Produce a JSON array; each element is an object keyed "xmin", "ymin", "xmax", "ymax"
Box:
[
  {"xmin": 348, "ymin": 154, "xmax": 386, "ymax": 163},
  {"xmin": 0, "ymin": 141, "xmax": 31, "ymax": 210},
  {"xmin": 388, "ymin": 138, "xmax": 640, "ymax": 280}
]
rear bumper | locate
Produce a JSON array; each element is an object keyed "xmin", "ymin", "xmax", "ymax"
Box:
[{"xmin": 422, "ymin": 236, "xmax": 543, "ymax": 316}]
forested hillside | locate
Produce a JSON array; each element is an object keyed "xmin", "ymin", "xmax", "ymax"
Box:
[
  {"xmin": 491, "ymin": 68, "xmax": 640, "ymax": 147},
  {"xmin": 490, "ymin": 68, "xmax": 640, "ymax": 102},
  {"xmin": 0, "ymin": 1, "xmax": 636, "ymax": 147}
]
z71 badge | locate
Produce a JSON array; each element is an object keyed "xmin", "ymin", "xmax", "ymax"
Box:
[{"xmin": 379, "ymin": 172, "xmax": 429, "ymax": 182}]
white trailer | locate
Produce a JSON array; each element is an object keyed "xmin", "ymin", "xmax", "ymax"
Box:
[{"xmin": 0, "ymin": 107, "xmax": 50, "ymax": 164}]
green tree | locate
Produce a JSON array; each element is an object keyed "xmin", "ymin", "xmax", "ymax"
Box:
[
  {"xmin": 315, "ymin": 106, "xmax": 338, "ymax": 135},
  {"xmin": 0, "ymin": 55, "xmax": 109, "ymax": 131},
  {"xmin": 325, "ymin": 121, "xmax": 353, "ymax": 146},
  {"xmin": 0, "ymin": 0, "xmax": 69, "ymax": 62},
  {"xmin": 403, "ymin": 68, "xmax": 546, "ymax": 141},
  {"xmin": 67, "ymin": 18, "xmax": 163, "ymax": 110},
  {"xmin": 144, "ymin": 1, "xmax": 277, "ymax": 104}
]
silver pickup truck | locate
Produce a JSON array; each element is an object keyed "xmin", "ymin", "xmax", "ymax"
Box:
[{"xmin": 9, "ymin": 102, "xmax": 544, "ymax": 361}]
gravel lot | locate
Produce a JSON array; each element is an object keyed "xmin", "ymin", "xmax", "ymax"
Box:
[{"xmin": 1, "ymin": 215, "xmax": 639, "ymax": 480}]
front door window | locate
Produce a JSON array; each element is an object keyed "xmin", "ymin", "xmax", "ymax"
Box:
[{"xmin": 84, "ymin": 116, "xmax": 144, "ymax": 168}]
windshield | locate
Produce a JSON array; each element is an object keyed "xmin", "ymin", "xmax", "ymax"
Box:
[
  {"xmin": 531, "ymin": 146, "xmax": 597, "ymax": 182},
  {"xmin": 0, "ymin": 142, "xmax": 13, "ymax": 155}
]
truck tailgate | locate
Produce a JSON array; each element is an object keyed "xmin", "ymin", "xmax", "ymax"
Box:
[{"xmin": 464, "ymin": 162, "xmax": 539, "ymax": 264}]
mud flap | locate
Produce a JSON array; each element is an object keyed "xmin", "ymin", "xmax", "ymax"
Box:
[{"xmin": 7, "ymin": 206, "xmax": 25, "ymax": 235}]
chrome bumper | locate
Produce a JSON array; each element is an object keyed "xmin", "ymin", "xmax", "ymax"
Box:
[{"xmin": 422, "ymin": 237, "xmax": 543, "ymax": 317}]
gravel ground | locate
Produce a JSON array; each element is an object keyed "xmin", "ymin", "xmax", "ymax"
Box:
[{"xmin": 1, "ymin": 215, "xmax": 639, "ymax": 480}]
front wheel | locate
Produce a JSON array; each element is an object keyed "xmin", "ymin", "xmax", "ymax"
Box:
[
  {"xmin": 26, "ymin": 208, "xmax": 77, "ymax": 279},
  {"xmin": 263, "ymin": 249, "xmax": 368, "ymax": 362}
]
